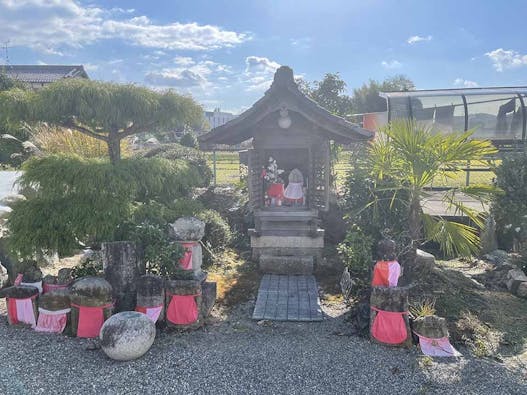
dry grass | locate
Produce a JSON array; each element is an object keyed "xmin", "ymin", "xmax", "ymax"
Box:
[
  {"xmin": 32, "ymin": 124, "xmax": 130, "ymax": 158},
  {"xmin": 413, "ymin": 259, "xmax": 527, "ymax": 358},
  {"xmin": 206, "ymin": 248, "xmax": 261, "ymax": 307}
]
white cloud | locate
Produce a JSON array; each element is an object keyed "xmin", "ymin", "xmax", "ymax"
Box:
[
  {"xmin": 245, "ymin": 56, "xmax": 280, "ymax": 74},
  {"xmin": 290, "ymin": 37, "xmax": 311, "ymax": 49},
  {"xmin": 145, "ymin": 59, "xmax": 231, "ymax": 90},
  {"xmin": 381, "ymin": 60, "xmax": 402, "ymax": 69},
  {"xmin": 83, "ymin": 63, "xmax": 99, "ymax": 72},
  {"xmin": 243, "ymin": 56, "xmax": 281, "ymax": 92},
  {"xmin": 173, "ymin": 56, "xmax": 195, "ymax": 66},
  {"xmin": 145, "ymin": 69, "xmax": 205, "ymax": 88},
  {"xmin": 485, "ymin": 48, "xmax": 527, "ymax": 72},
  {"xmin": 407, "ymin": 35, "xmax": 432, "ymax": 44},
  {"xmin": 0, "ymin": 0, "xmax": 249, "ymax": 54},
  {"xmin": 453, "ymin": 78, "xmax": 479, "ymax": 88}
]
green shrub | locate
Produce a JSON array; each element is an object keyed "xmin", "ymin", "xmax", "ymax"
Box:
[
  {"xmin": 492, "ymin": 150, "xmax": 527, "ymax": 250},
  {"xmin": 197, "ymin": 209, "xmax": 232, "ymax": 251},
  {"xmin": 337, "ymin": 226, "xmax": 374, "ymax": 279},
  {"xmin": 71, "ymin": 257, "xmax": 103, "ymax": 279},
  {"xmin": 7, "ymin": 154, "xmax": 208, "ymax": 257},
  {"xmin": 129, "ymin": 223, "xmax": 184, "ymax": 278},
  {"xmin": 179, "ymin": 132, "xmax": 198, "ymax": 149},
  {"xmin": 141, "ymin": 143, "xmax": 212, "ymax": 186}
]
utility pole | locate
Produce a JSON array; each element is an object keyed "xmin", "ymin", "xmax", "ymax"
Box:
[{"xmin": 3, "ymin": 40, "xmax": 10, "ymax": 65}]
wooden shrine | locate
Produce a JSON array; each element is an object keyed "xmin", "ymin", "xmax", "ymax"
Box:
[{"xmin": 199, "ymin": 66, "xmax": 373, "ymax": 274}]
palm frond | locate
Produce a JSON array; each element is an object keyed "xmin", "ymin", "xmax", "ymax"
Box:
[{"xmin": 422, "ymin": 213, "xmax": 480, "ymax": 257}]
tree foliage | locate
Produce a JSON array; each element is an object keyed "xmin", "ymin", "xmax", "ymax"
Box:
[
  {"xmin": 7, "ymin": 154, "xmax": 210, "ymax": 257},
  {"xmin": 351, "ymin": 75, "xmax": 415, "ymax": 113},
  {"xmin": 0, "ymin": 76, "xmax": 34, "ymax": 167},
  {"xmin": 0, "ymin": 79, "xmax": 203, "ymax": 164},
  {"xmin": 299, "ymin": 72, "xmax": 353, "ymax": 117},
  {"xmin": 139, "ymin": 143, "xmax": 212, "ymax": 186},
  {"xmin": 179, "ymin": 132, "xmax": 198, "ymax": 148}
]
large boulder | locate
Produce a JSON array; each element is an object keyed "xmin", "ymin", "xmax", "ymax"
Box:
[
  {"xmin": 480, "ymin": 216, "xmax": 498, "ymax": 255},
  {"xmin": 412, "ymin": 315, "xmax": 449, "ymax": 339},
  {"xmin": 517, "ymin": 282, "xmax": 527, "ymax": 299},
  {"xmin": 483, "ymin": 250, "xmax": 510, "ymax": 266},
  {"xmin": 100, "ymin": 311, "xmax": 156, "ymax": 361},
  {"xmin": 169, "ymin": 217, "xmax": 205, "ymax": 241},
  {"xmin": 506, "ymin": 268, "xmax": 527, "ymax": 295},
  {"xmin": 415, "ymin": 249, "xmax": 436, "ymax": 270}
]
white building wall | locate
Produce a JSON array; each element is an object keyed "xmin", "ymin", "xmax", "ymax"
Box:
[{"xmin": 205, "ymin": 108, "xmax": 236, "ymax": 129}]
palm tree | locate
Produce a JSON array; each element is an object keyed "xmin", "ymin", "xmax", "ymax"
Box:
[{"xmin": 367, "ymin": 120, "xmax": 497, "ymax": 257}]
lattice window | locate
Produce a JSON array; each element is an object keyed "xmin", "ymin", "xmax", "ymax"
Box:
[
  {"xmin": 311, "ymin": 141, "xmax": 330, "ymax": 211},
  {"xmin": 247, "ymin": 149, "xmax": 263, "ymax": 210}
]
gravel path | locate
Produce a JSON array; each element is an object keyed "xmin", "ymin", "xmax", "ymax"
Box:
[{"xmin": 0, "ymin": 300, "xmax": 525, "ymax": 395}]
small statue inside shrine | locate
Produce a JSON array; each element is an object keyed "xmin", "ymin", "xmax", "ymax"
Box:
[
  {"xmin": 263, "ymin": 157, "xmax": 284, "ymax": 207},
  {"xmin": 371, "ymin": 238, "xmax": 401, "ymax": 287},
  {"xmin": 284, "ymin": 168, "xmax": 305, "ymax": 206}
]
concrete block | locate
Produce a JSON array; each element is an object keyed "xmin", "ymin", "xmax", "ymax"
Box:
[{"xmin": 259, "ymin": 255, "xmax": 314, "ymax": 275}]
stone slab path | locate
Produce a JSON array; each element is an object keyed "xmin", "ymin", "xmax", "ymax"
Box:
[{"xmin": 252, "ymin": 274, "xmax": 323, "ymax": 321}]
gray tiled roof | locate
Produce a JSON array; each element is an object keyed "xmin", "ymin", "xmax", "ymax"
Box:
[{"xmin": 1, "ymin": 65, "xmax": 89, "ymax": 84}]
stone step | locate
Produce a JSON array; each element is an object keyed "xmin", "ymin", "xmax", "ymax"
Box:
[{"xmin": 259, "ymin": 255, "xmax": 314, "ymax": 275}]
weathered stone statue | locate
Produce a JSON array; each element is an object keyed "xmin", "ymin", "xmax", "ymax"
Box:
[
  {"xmin": 164, "ymin": 216, "xmax": 216, "ymax": 330},
  {"xmin": 70, "ymin": 276, "xmax": 113, "ymax": 338},
  {"xmin": 102, "ymin": 241, "xmax": 145, "ymax": 312}
]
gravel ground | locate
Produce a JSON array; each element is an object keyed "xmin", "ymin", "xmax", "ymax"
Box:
[{"xmin": 0, "ymin": 300, "xmax": 525, "ymax": 395}]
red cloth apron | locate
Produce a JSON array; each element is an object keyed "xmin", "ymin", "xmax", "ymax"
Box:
[
  {"xmin": 7, "ymin": 295, "xmax": 37, "ymax": 327},
  {"xmin": 166, "ymin": 293, "xmax": 200, "ymax": 325},
  {"xmin": 71, "ymin": 303, "xmax": 112, "ymax": 338},
  {"xmin": 179, "ymin": 242, "xmax": 197, "ymax": 270},
  {"xmin": 371, "ymin": 306, "xmax": 408, "ymax": 345},
  {"xmin": 266, "ymin": 183, "xmax": 284, "ymax": 199},
  {"xmin": 43, "ymin": 283, "xmax": 69, "ymax": 294},
  {"xmin": 35, "ymin": 308, "xmax": 70, "ymax": 333},
  {"xmin": 135, "ymin": 304, "xmax": 163, "ymax": 323}
]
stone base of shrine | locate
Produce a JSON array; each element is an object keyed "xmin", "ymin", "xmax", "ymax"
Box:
[{"xmin": 250, "ymin": 233, "xmax": 324, "ymax": 275}]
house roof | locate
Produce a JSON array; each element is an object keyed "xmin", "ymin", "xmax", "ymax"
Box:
[
  {"xmin": 1, "ymin": 65, "xmax": 89, "ymax": 84},
  {"xmin": 199, "ymin": 66, "xmax": 373, "ymax": 149}
]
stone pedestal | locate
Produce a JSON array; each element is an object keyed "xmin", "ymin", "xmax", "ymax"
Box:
[
  {"xmin": 412, "ymin": 315, "xmax": 449, "ymax": 339},
  {"xmin": 201, "ymin": 282, "xmax": 217, "ymax": 317},
  {"xmin": 70, "ymin": 276, "xmax": 113, "ymax": 337},
  {"xmin": 0, "ymin": 285, "xmax": 39, "ymax": 326},
  {"xmin": 250, "ymin": 209, "xmax": 324, "ymax": 275},
  {"xmin": 102, "ymin": 241, "xmax": 144, "ymax": 312},
  {"xmin": 250, "ymin": 233, "xmax": 323, "ymax": 275},
  {"xmin": 37, "ymin": 289, "xmax": 71, "ymax": 333},
  {"xmin": 370, "ymin": 286, "xmax": 413, "ymax": 348},
  {"xmin": 165, "ymin": 279, "xmax": 203, "ymax": 330},
  {"xmin": 136, "ymin": 274, "xmax": 165, "ymax": 322},
  {"xmin": 166, "ymin": 217, "xmax": 217, "ymax": 329}
]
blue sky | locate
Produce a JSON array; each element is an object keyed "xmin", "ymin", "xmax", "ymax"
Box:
[{"xmin": 1, "ymin": 0, "xmax": 526, "ymax": 113}]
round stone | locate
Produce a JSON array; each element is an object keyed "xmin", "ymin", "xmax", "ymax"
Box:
[{"xmin": 100, "ymin": 311, "xmax": 156, "ymax": 361}]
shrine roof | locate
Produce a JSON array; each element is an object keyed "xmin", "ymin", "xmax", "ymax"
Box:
[{"xmin": 199, "ymin": 66, "xmax": 373, "ymax": 149}]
